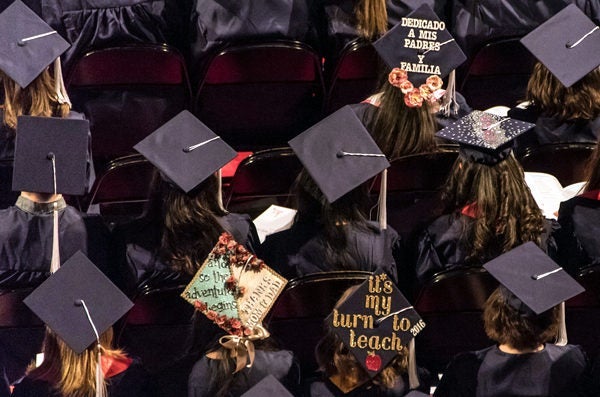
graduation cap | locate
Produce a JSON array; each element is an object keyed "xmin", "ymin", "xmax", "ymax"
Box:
[
  {"xmin": 134, "ymin": 110, "xmax": 237, "ymax": 193},
  {"xmin": 240, "ymin": 375, "xmax": 293, "ymax": 397},
  {"xmin": 12, "ymin": 116, "xmax": 90, "ymax": 196},
  {"xmin": 326, "ymin": 270, "xmax": 425, "ymax": 391},
  {"xmin": 288, "ymin": 105, "xmax": 390, "ymax": 204},
  {"xmin": 521, "ymin": 4, "xmax": 600, "ymax": 88},
  {"xmin": 373, "ymin": 4, "xmax": 467, "ymax": 86},
  {"xmin": 435, "ymin": 110, "xmax": 535, "ymax": 165},
  {"xmin": 24, "ymin": 251, "xmax": 134, "ymax": 354},
  {"xmin": 484, "ymin": 242, "xmax": 585, "ymax": 345},
  {"xmin": 0, "ymin": 0, "xmax": 70, "ymax": 89}
]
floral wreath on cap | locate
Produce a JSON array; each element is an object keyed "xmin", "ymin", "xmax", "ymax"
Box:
[{"xmin": 388, "ymin": 68, "xmax": 445, "ymax": 108}]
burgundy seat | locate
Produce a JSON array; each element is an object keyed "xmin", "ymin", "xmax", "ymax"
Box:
[
  {"xmin": 67, "ymin": 44, "xmax": 191, "ymax": 167},
  {"xmin": 193, "ymin": 41, "xmax": 325, "ymax": 150}
]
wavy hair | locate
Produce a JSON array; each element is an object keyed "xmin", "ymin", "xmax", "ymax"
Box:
[
  {"xmin": 483, "ymin": 288, "xmax": 560, "ymax": 351},
  {"xmin": 526, "ymin": 62, "xmax": 600, "ymax": 121},
  {"xmin": 159, "ymin": 173, "xmax": 227, "ymax": 276},
  {"xmin": 442, "ymin": 154, "xmax": 546, "ymax": 263},
  {"xmin": 26, "ymin": 327, "xmax": 126, "ymax": 397},
  {"xmin": 1, "ymin": 68, "xmax": 70, "ymax": 133},
  {"xmin": 354, "ymin": 0, "xmax": 388, "ymax": 39},
  {"xmin": 366, "ymin": 76, "xmax": 438, "ymax": 160},
  {"xmin": 315, "ymin": 285, "xmax": 409, "ymax": 391}
]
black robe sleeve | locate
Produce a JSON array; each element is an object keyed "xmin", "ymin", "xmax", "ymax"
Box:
[{"xmin": 434, "ymin": 352, "xmax": 482, "ymax": 397}]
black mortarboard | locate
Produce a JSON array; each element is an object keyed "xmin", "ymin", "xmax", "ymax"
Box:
[
  {"xmin": 435, "ymin": 110, "xmax": 534, "ymax": 165},
  {"xmin": 24, "ymin": 251, "xmax": 133, "ymax": 354},
  {"xmin": 373, "ymin": 4, "xmax": 467, "ymax": 85},
  {"xmin": 288, "ymin": 105, "xmax": 389, "ymax": 203},
  {"xmin": 240, "ymin": 375, "xmax": 293, "ymax": 397},
  {"xmin": 521, "ymin": 4, "xmax": 600, "ymax": 88},
  {"xmin": 134, "ymin": 110, "xmax": 237, "ymax": 193},
  {"xmin": 483, "ymin": 242, "xmax": 584, "ymax": 316},
  {"xmin": 327, "ymin": 270, "xmax": 425, "ymax": 379},
  {"xmin": 0, "ymin": 0, "xmax": 70, "ymax": 88},
  {"xmin": 12, "ymin": 116, "xmax": 90, "ymax": 195}
]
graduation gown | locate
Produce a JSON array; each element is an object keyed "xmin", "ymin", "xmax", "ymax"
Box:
[
  {"xmin": 308, "ymin": 374, "xmax": 430, "ymax": 397},
  {"xmin": 434, "ymin": 344, "xmax": 588, "ymax": 397},
  {"xmin": 414, "ymin": 212, "xmax": 556, "ymax": 283},
  {"xmin": 188, "ymin": 349, "xmax": 298, "ymax": 397},
  {"xmin": 11, "ymin": 358, "xmax": 157, "ymax": 397},
  {"xmin": 124, "ymin": 212, "xmax": 260, "ymax": 291},
  {"xmin": 260, "ymin": 220, "xmax": 400, "ymax": 283},
  {"xmin": 553, "ymin": 192, "xmax": 600, "ymax": 275}
]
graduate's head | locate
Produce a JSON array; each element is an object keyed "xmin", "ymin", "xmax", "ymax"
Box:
[
  {"xmin": 483, "ymin": 287, "xmax": 560, "ymax": 351},
  {"xmin": 526, "ymin": 62, "xmax": 600, "ymax": 121},
  {"xmin": 354, "ymin": 0, "xmax": 388, "ymax": 39}
]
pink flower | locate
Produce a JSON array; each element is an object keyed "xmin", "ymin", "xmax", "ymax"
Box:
[
  {"xmin": 194, "ymin": 300, "xmax": 207, "ymax": 312},
  {"xmin": 218, "ymin": 233, "xmax": 230, "ymax": 245},
  {"xmin": 230, "ymin": 318, "xmax": 242, "ymax": 329},
  {"xmin": 388, "ymin": 68, "xmax": 408, "ymax": 88},
  {"xmin": 233, "ymin": 328, "xmax": 243, "ymax": 337},
  {"xmin": 426, "ymin": 75, "xmax": 443, "ymax": 91},
  {"xmin": 206, "ymin": 310, "xmax": 218, "ymax": 321},
  {"xmin": 399, "ymin": 80, "xmax": 414, "ymax": 94},
  {"xmin": 404, "ymin": 88, "xmax": 424, "ymax": 108},
  {"xmin": 243, "ymin": 327, "xmax": 253, "ymax": 336},
  {"xmin": 226, "ymin": 240, "xmax": 237, "ymax": 250},
  {"xmin": 419, "ymin": 84, "xmax": 432, "ymax": 100},
  {"xmin": 215, "ymin": 315, "xmax": 227, "ymax": 325}
]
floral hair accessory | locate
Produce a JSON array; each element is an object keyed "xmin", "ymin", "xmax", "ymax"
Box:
[{"xmin": 387, "ymin": 68, "xmax": 446, "ymax": 108}]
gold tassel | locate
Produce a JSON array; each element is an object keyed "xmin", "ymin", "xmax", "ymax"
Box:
[
  {"xmin": 96, "ymin": 348, "xmax": 107, "ymax": 397},
  {"xmin": 377, "ymin": 169, "xmax": 387, "ymax": 230},
  {"xmin": 53, "ymin": 58, "xmax": 71, "ymax": 107},
  {"xmin": 408, "ymin": 338, "xmax": 420, "ymax": 390}
]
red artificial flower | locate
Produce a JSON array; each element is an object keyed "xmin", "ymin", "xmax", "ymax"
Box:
[
  {"xmin": 388, "ymin": 68, "xmax": 408, "ymax": 88},
  {"xmin": 230, "ymin": 318, "xmax": 242, "ymax": 329},
  {"xmin": 419, "ymin": 84, "xmax": 432, "ymax": 100},
  {"xmin": 426, "ymin": 75, "xmax": 443, "ymax": 91},
  {"xmin": 194, "ymin": 300, "xmax": 207, "ymax": 312},
  {"xmin": 215, "ymin": 315, "xmax": 227, "ymax": 326},
  {"xmin": 206, "ymin": 310, "xmax": 218, "ymax": 320},
  {"xmin": 404, "ymin": 88, "xmax": 424, "ymax": 108},
  {"xmin": 243, "ymin": 327, "xmax": 253, "ymax": 336},
  {"xmin": 399, "ymin": 80, "xmax": 414, "ymax": 94}
]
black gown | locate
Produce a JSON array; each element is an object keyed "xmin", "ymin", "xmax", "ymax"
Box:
[
  {"xmin": 308, "ymin": 374, "xmax": 430, "ymax": 397},
  {"xmin": 259, "ymin": 220, "xmax": 400, "ymax": 283},
  {"xmin": 434, "ymin": 344, "xmax": 588, "ymax": 397},
  {"xmin": 553, "ymin": 192, "xmax": 600, "ymax": 275},
  {"xmin": 11, "ymin": 358, "xmax": 157, "ymax": 397},
  {"xmin": 414, "ymin": 212, "xmax": 556, "ymax": 283},
  {"xmin": 187, "ymin": 349, "xmax": 299, "ymax": 397}
]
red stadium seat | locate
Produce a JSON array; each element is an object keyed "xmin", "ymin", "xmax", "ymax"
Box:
[
  {"xmin": 67, "ymin": 44, "xmax": 191, "ymax": 167},
  {"xmin": 324, "ymin": 38, "xmax": 382, "ymax": 115},
  {"xmin": 193, "ymin": 41, "xmax": 325, "ymax": 150}
]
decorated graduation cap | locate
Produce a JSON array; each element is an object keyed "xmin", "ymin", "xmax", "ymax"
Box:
[
  {"xmin": 240, "ymin": 375, "xmax": 293, "ymax": 397},
  {"xmin": 436, "ymin": 110, "xmax": 535, "ymax": 165},
  {"xmin": 521, "ymin": 4, "xmax": 600, "ymax": 88},
  {"xmin": 289, "ymin": 105, "xmax": 389, "ymax": 199},
  {"xmin": 134, "ymin": 110, "xmax": 237, "ymax": 194},
  {"xmin": 24, "ymin": 251, "xmax": 133, "ymax": 397},
  {"xmin": 373, "ymin": 4, "xmax": 466, "ymax": 86},
  {"xmin": 0, "ymin": 1, "xmax": 71, "ymax": 103},
  {"xmin": 327, "ymin": 270, "xmax": 425, "ymax": 391},
  {"xmin": 484, "ymin": 242, "xmax": 585, "ymax": 345},
  {"xmin": 12, "ymin": 115, "xmax": 91, "ymax": 272},
  {"xmin": 182, "ymin": 232, "xmax": 287, "ymax": 372}
]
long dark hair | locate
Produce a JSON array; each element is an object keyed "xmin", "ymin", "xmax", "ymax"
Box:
[
  {"xmin": 442, "ymin": 154, "xmax": 546, "ymax": 263},
  {"xmin": 293, "ymin": 169, "xmax": 376, "ymax": 269},
  {"xmin": 366, "ymin": 75, "xmax": 438, "ymax": 160},
  {"xmin": 158, "ymin": 173, "xmax": 228, "ymax": 276}
]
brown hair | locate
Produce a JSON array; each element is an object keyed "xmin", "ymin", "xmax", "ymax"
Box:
[
  {"xmin": 354, "ymin": 0, "xmax": 388, "ymax": 39},
  {"xmin": 443, "ymin": 154, "xmax": 546, "ymax": 264},
  {"xmin": 315, "ymin": 285, "xmax": 409, "ymax": 391},
  {"xmin": 367, "ymin": 77, "xmax": 438, "ymax": 160},
  {"xmin": 483, "ymin": 288, "xmax": 560, "ymax": 351},
  {"xmin": 159, "ymin": 173, "xmax": 228, "ymax": 276},
  {"xmin": 526, "ymin": 62, "xmax": 600, "ymax": 121},
  {"xmin": 1, "ymin": 68, "xmax": 70, "ymax": 133},
  {"xmin": 26, "ymin": 327, "xmax": 126, "ymax": 397}
]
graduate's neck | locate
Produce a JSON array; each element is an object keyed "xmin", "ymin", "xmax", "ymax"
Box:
[
  {"xmin": 498, "ymin": 343, "xmax": 544, "ymax": 354},
  {"xmin": 20, "ymin": 191, "xmax": 63, "ymax": 203}
]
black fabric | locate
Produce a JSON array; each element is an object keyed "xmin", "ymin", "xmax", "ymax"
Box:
[
  {"xmin": 434, "ymin": 344, "xmax": 588, "ymax": 397},
  {"xmin": 413, "ymin": 213, "xmax": 556, "ymax": 283},
  {"xmin": 187, "ymin": 349, "xmax": 299, "ymax": 397},
  {"xmin": 509, "ymin": 106, "xmax": 600, "ymax": 151},
  {"xmin": 259, "ymin": 220, "xmax": 400, "ymax": 283},
  {"xmin": 308, "ymin": 375, "xmax": 417, "ymax": 396},
  {"xmin": 11, "ymin": 358, "xmax": 158, "ymax": 397},
  {"xmin": 553, "ymin": 195, "xmax": 600, "ymax": 275},
  {"xmin": 41, "ymin": 0, "xmax": 189, "ymax": 72}
]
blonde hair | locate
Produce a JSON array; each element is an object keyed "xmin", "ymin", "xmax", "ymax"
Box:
[
  {"xmin": 27, "ymin": 327, "xmax": 127, "ymax": 397},
  {"xmin": 1, "ymin": 68, "xmax": 70, "ymax": 132},
  {"xmin": 354, "ymin": 0, "xmax": 388, "ymax": 39}
]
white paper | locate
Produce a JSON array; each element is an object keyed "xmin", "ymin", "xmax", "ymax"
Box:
[
  {"xmin": 525, "ymin": 172, "xmax": 585, "ymax": 220},
  {"xmin": 253, "ymin": 205, "xmax": 297, "ymax": 243}
]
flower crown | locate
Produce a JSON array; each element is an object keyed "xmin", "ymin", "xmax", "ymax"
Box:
[{"xmin": 388, "ymin": 68, "xmax": 445, "ymax": 108}]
